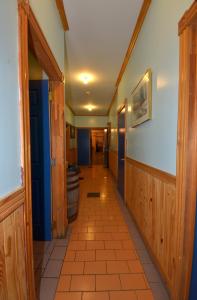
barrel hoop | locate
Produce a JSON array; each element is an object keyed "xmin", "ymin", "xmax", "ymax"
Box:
[
  {"xmin": 67, "ymin": 179, "xmax": 79, "ymax": 185},
  {"xmin": 67, "ymin": 184, "xmax": 80, "ymax": 192},
  {"xmin": 67, "ymin": 171, "xmax": 80, "ymax": 177}
]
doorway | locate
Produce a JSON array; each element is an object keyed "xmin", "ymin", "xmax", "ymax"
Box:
[
  {"xmin": 91, "ymin": 129, "xmax": 105, "ymax": 165},
  {"xmin": 18, "ymin": 5, "xmax": 67, "ymax": 298},
  {"xmin": 77, "ymin": 128, "xmax": 91, "ymax": 165},
  {"xmin": 29, "ymin": 79, "xmax": 51, "ymax": 241},
  {"xmin": 118, "ymin": 106, "xmax": 126, "ymax": 199}
]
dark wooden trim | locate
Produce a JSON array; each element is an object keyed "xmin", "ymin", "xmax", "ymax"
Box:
[
  {"xmin": 56, "ymin": 0, "xmax": 69, "ymax": 31},
  {"xmin": 0, "ymin": 188, "xmax": 25, "ymax": 222},
  {"xmin": 107, "ymin": 0, "xmax": 151, "ymax": 115},
  {"xmin": 115, "ymin": 0, "xmax": 151, "ymax": 87},
  {"xmin": 126, "ymin": 157, "xmax": 176, "ymax": 185},
  {"xmin": 179, "ymin": 1, "xmax": 197, "ymax": 35}
]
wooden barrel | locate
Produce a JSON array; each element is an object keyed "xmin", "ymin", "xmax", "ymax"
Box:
[{"xmin": 67, "ymin": 167, "xmax": 80, "ymax": 223}]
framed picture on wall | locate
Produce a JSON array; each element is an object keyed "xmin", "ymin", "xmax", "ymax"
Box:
[
  {"xmin": 130, "ymin": 69, "xmax": 152, "ymax": 127},
  {"xmin": 70, "ymin": 125, "xmax": 75, "ymax": 139}
]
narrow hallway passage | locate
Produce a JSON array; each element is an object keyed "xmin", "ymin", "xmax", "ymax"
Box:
[{"xmin": 54, "ymin": 166, "xmax": 169, "ymax": 300}]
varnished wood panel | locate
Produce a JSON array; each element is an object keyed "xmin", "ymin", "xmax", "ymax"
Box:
[
  {"xmin": 0, "ymin": 202, "xmax": 27, "ymax": 300},
  {"xmin": 51, "ymin": 82, "xmax": 67, "ymax": 237},
  {"xmin": 109, "ymin": 150, "xmax": 118, "ymax": 181},
  {"xmin": 125, "ymin": 158, "xmax": 176, "ymax": 298}
]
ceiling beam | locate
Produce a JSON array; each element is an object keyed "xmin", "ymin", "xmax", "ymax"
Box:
[{"xmin": 56, "ymin": 0, "xmax": 69, "ymax": 31}]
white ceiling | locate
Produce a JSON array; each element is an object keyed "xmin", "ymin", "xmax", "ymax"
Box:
[{"xmin": 63, "ymin": 0, "xmax": 143, "ymax": 115}]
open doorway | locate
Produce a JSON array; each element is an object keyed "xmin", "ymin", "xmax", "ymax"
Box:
[
  {"xmin": 28, "ymin": 50, "xmax": 52, "ymax": 293},
  {"xmin": 18, "ymin": 6, "xmax": 67, "ymax": 298},
  {"xmin": 91, "ymin": 129, "xmax": 105, "ymax": 165},
  {"xmin": 29, "ymin": 51, "xmax": 52, "ymax": 242}
]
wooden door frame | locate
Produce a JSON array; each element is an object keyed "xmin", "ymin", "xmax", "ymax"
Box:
[
  {"xmin": 18, "ymin": 2, "xmax": 66, "ymax": 299},
  {"xmin": 176, "ymin": 2, "xmax": 197, "ymax": 300}
]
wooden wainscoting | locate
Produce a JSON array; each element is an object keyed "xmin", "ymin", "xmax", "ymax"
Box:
[
  {"xmin": 0, "ymin": 188, "xmax": 28, "ymax": 299},
  {"xmin": 125, "ymin": 157, "xmax": 178, "ymax": 298},
  {"xmin": 109, "ymin": 150, "xmax": 118, "ymax": 181}
]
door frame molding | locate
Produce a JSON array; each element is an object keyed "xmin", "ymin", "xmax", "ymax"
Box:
[
  {"xmin": 18, "ymin": 2, "xmax": 66, "ymax": 298},
  {"xmin": 176, "ymin": 2, "xmax": 197, "ymax": 299}
]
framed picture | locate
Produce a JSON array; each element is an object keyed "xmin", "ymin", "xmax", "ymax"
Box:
[
  {"xmin": 130, "ymin": 69, "xmax": 152, "ymax": 127},
  {"xmin": 70, "ymin": 125, "xmax": 75, "ymax": 139}
]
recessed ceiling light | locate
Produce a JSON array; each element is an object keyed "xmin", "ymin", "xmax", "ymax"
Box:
[
  {"xmin": 84, "ymin": 104, "xmax": 96, "ymax": 111},
  {"xmin": 85, "ymin": 91, "xmax": 91, "ymax": 95},
  {"xmin": 78, "ymin": 72, "xmax": 94, "ymax": 85}
]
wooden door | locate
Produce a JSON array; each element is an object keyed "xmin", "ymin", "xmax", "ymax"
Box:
[
  {"xmin": 77, "ymin": 129, "xmax": 91, "ymax": 165},
  {"xmin": 29, "ymin": 80, "xmax": 52, "ymax": 241},
  {"xmin": 50, "ymin": 82, "xmax": 67, "ymax": 238}
]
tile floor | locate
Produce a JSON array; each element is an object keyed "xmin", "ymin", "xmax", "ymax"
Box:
[{"xmin": 34, "ymin": 166, "xmax": 170, "ymax": 300}]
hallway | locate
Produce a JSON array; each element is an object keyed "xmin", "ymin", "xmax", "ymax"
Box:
[{"xmin": 53, "ymin": 166, "xmax": 169, "ymax": 300}]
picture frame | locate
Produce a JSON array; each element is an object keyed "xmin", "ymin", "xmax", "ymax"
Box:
[
  {"xmin": 130, "ymin": 69, "xmax": 152, "ymax": 127},
  {"xmin": 70, "ymin": 125, "xmax": 75, "ymax": 139}
]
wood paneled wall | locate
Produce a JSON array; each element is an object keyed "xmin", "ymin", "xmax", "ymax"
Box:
[
  {"xmin": 0, "ymin": 189, "xmax": 28, "ymax": 299},
  {"xmin": 125, "ymin": 158, "xmax": 178, "ymax": 298},
  {"xmin": 109, "ymin": 150, "xmax": 118, "ymax": 181}
]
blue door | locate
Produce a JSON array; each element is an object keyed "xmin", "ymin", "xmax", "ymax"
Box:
[
  {"xmin": 77, "ymin": 129, "xmax": 90, "ymax": 165},
  {"xmin": 189, "ymin": 195, "xmax": 197, "ymax": 299},
  {"xmin": 29, "ymin": 80, "xmax": 51, "ymax": 241},
  {"xmin": 118, "ymin": 108, "xmax": 125, "ymax": 199}
]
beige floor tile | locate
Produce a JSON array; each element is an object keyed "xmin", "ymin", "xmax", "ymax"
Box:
[
  {"xmin": 96, "ymin": 274, "xmax": 121, "ymax": 291},
  {"xmin": 86, "ymin": 241, "xmax": 105, "ymax": 250},
  {"xmin": 136, "ymin": 290, "xmax": 154, "ymax": 300},
  {"xmin": 75, "ymin": 250, "xmax": 96, "ymax": 262},
  {"xmin": 107, "ymin": 261, "xmax": 130, "ymax": 274},
  {"xmin": 96, "ymin": 250, "xmax": 116, "ymax": 261},
  {"xmin": 61, "ymin": 262, "xmax": 84, "ymax": 275},
  {"xmin": 70, "ymin": 275, "xmax": 95, "ymax": 291},
  {"xmin": 55, "ymin": 292, "xmax": 82, "ymax": 300},
  {"xmin": 120, "ymin": 274, "xmax": 148, "ymax": 290},
  {"xmin": 57, "ymin": 275, "xmax": 71, "ymax": 291},
  {"xmin": 82, "ymin": 291, "xmax": 109, "ymax": 300},
  {"xmin": 110, "ymin": 291, "xmax": 137, "ymax": 300},
  {"xmin": 84, "ymin": 261, "xmax": 106, "ymax": 274}
]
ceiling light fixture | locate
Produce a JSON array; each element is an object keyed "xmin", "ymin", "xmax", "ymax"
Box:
[
  {"xmin": 78, "ymin": 72, "xmax": 94, "ymax": 85},
  {"xmin": 84, "ymin": 104, "xmax": 96, "ymax": 111}
]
